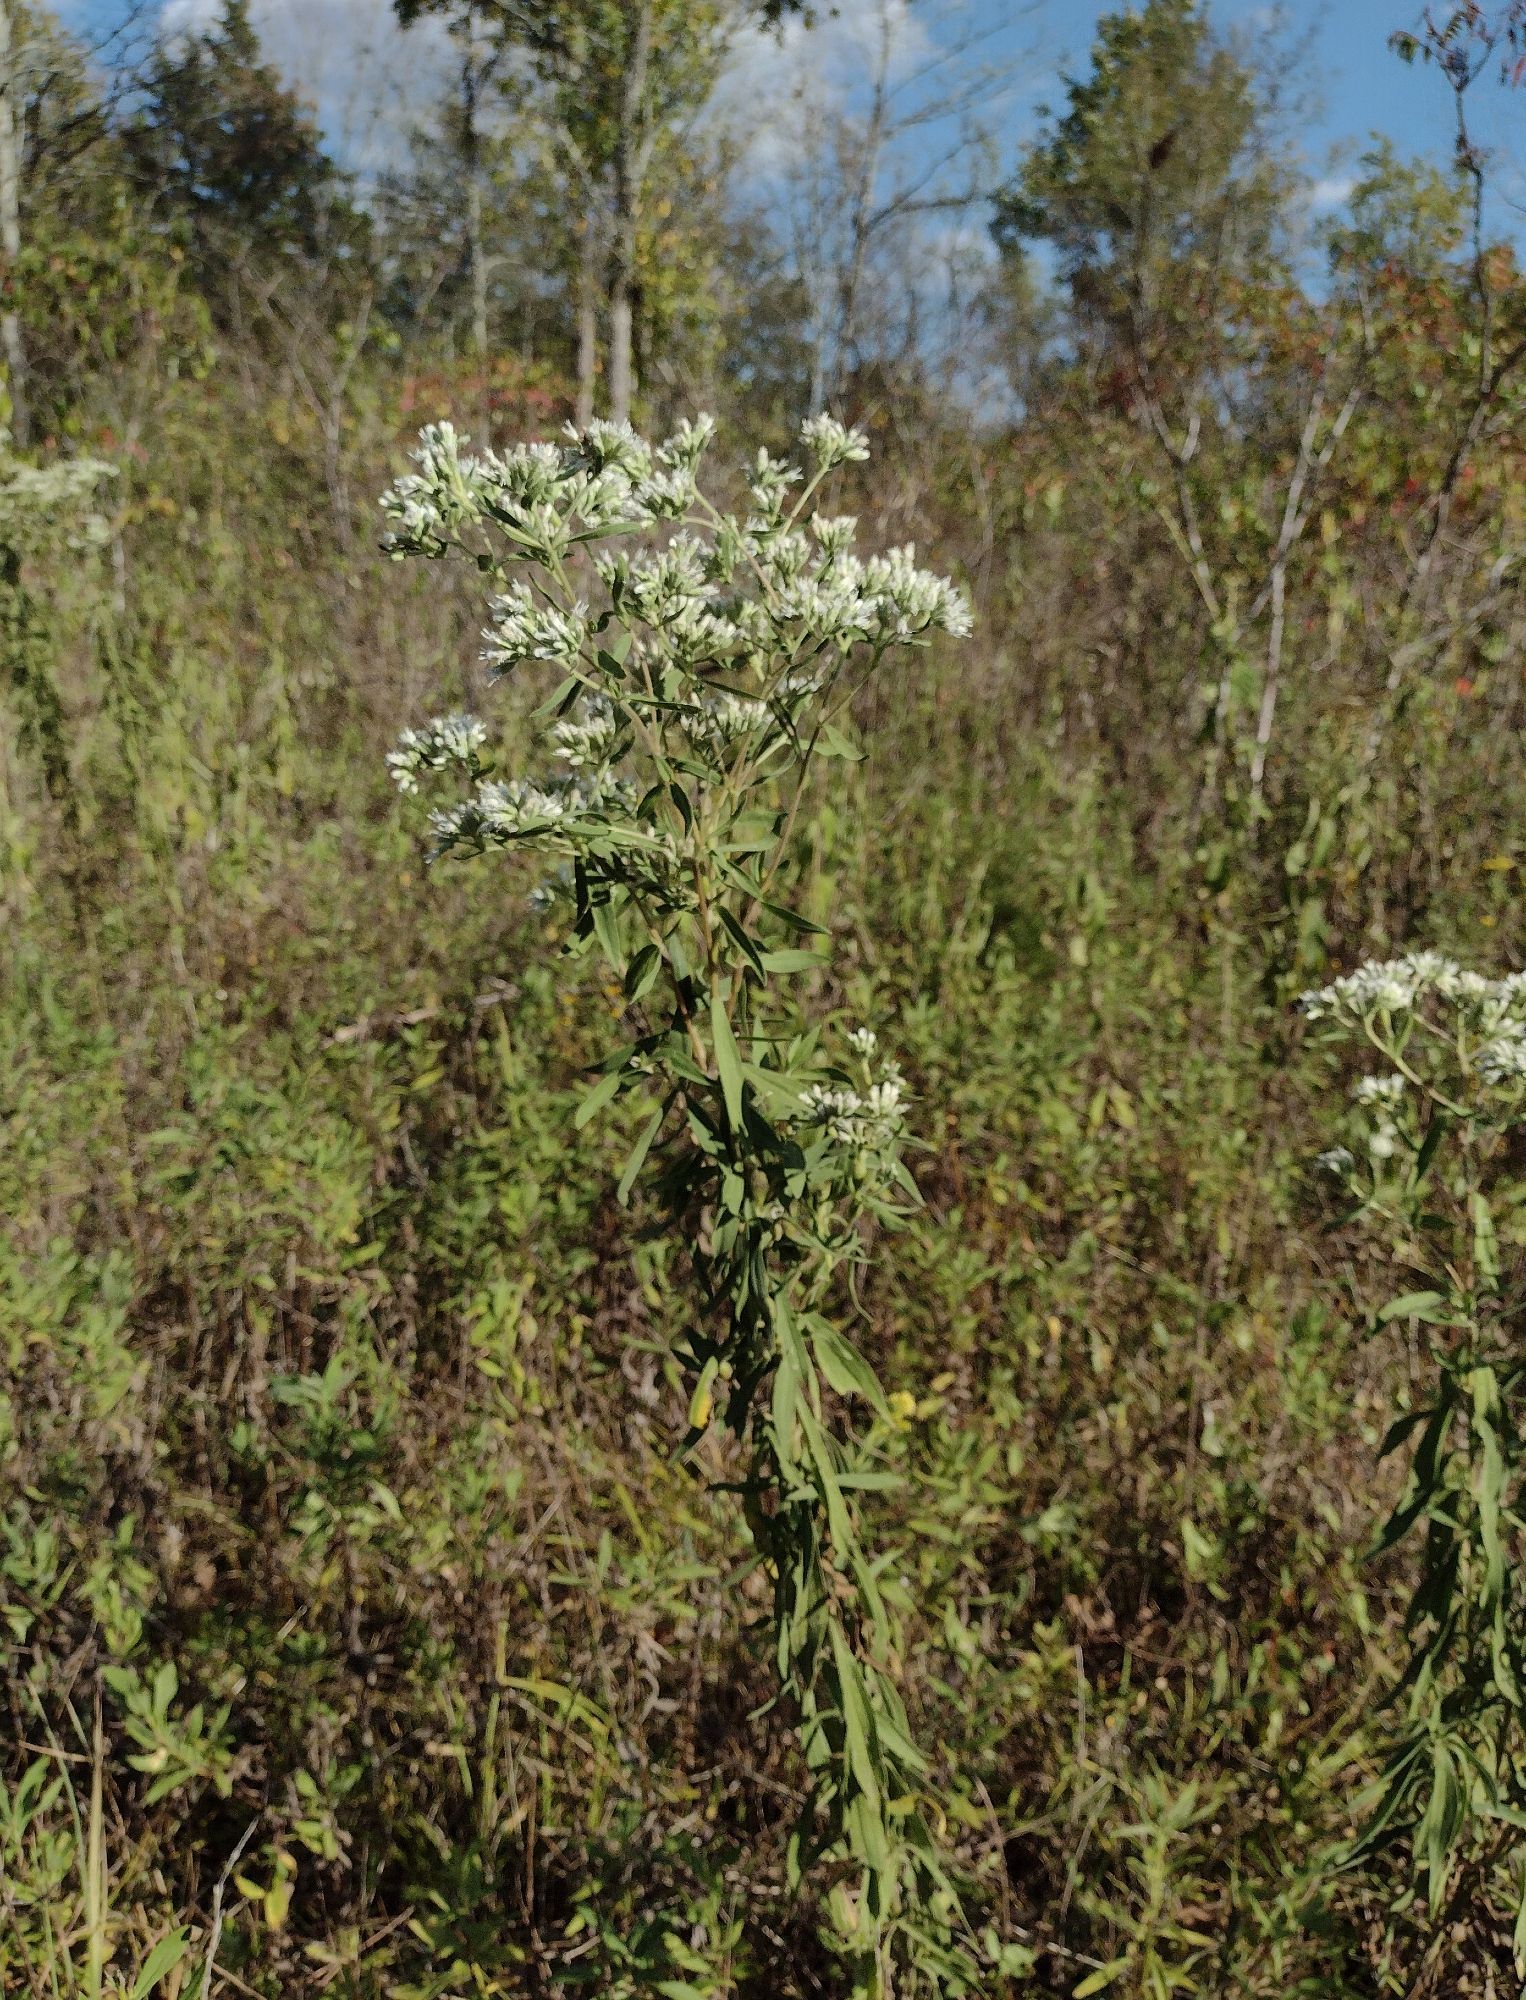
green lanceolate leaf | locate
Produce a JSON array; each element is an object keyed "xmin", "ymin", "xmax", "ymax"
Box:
[
  {"xmin": 1419, "ymin": 1739, "xmax": 1463, "ymax": 1909},
  {"xmin": 718, "ymin": 906, "xmax": 767, "ymax": 979},
  {"xmin": 809, "ymin": 1321, "xmax": 888, "ymax": 1415},
  {"xmin": 710, "ymin": 991, "xmax": 745, "ymax": 1133},
  {"xmin": 616, "ymin": 1102, "xmax": 665, "ymax": 1206},
  {"xmin": 1378, "ymin": 1290, "xmax": 1448, "ymax": 1325},
  {"xmin": 624, "ymin": 941, "xmax": 662, "ymax": 1002},
  {"xmin": 590, "ymin": 895, "xmax": 625, "ymax": 970},
  {"xmin": 128, "ymin": 1931, "xmax": 191, "ymax": 2000},
  {"xmin": 575, "ymin": 1068, "xmax": 625, "ymax": 1130},
  {"xmin": 830, "ymin": 1621, "xmax": 885, "ymax": 1818}
]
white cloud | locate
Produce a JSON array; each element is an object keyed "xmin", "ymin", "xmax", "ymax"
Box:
[
  {"xmin": 716, "ymin": 0, "xmax": 934, "ymax": 177},
  {"xmin": 157, "ymin": 0, "xmax": 454, "ymax": 176},
  {"xmin": 1309, "ymin": 172, "xmax": 1356, "ymax": 213}
]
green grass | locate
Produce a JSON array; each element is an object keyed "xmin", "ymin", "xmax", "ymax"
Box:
[{"xmin": 3, "ymin": 371, "xmax": 1523, "ymax": 1997}]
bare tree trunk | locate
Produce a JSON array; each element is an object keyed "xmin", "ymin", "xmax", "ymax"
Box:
[
  {"xmin": 0, "ymin": 0, "xmax": 29, "ymax": 448},
  {"xmin": 833, "ymin": 0, "xmax": 892, "ymax": 405},
  {"xmin": 607, "ymin": 0, "xmax": 651, "ymax": 426},
  {"xmin": 806, "ymin": 330, "xmax": 827, "ymax": 419},
  {"xmin": 462, "ymin": 16, "xmax": 489, "ymax": 365},
  {"xmin": 575, "ymin": 215, "xmax": 598, "ymax": 427}
]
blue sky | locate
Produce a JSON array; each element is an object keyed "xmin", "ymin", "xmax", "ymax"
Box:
[
  {"xmin": 59, "ymin": 0, "xmax": 1526, "ymax": 231},
  {"xmin": 1018, "ymin": 2, "xmax": 1523, "ymax": 228}
]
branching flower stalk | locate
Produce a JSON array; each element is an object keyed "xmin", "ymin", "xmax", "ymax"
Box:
[
  {"xmin": 381, "ymin": 414, "xmax": 974, "ymax": 1992},
  {"xmin": 1301, "ymin": 952, "xmax": 1526, "ymax": 1954}
]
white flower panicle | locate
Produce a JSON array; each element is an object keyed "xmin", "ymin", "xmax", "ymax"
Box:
[
  {"xmin": 798, "ymin": 1057, "xmax": 908, "ymax": 1154},
  {"xmin": 1300, "ymin": 951, "xmax": 1526, "ymax": 1091},
  {"xmin": 862, "ymin": 545, "xmax": 974, "ymax": 641},
  {"xmin": 427, "ymin": 771, "xmax": 634, "ymax": 854},
  {"xmin": 800, "ymin": 414, "xmax": 872, "ymax": 470},
  {"xmin": 1298, "ymin": 951, "xmax": 1518, "ymax": 1023},
  {"xmin": 1301, "ymin": 952, "xmax": 1526, "ymax": 1198},
  {"xmin": 1478, "ymin": 1020, "xmax": 1526, "ymax": 1083},
  {"xmin": 688, "ymin": 691, "xmax": 773, "ymax": 752},
  {"xmin": 1354, "ymin": 1073, "xmax": 1406, "ymax": 1108},
  {"xmin": 550, "ymin": 697, "xmax": 620, "ymax": 769},
  {"xmin": 595, "ymin": 534, "xmax": 711, "ymax": 623},
  {"xmin": 387, "ymin": 712, "xmax": 488, "ymax": 793},
  {"xmin": 0, "ymin": 437, "xmax": 117, "ymax": 559},
  {"xmin": 747, "ymin": 447, "xmax": 800, "ymax": 521},
  {"xmin": 383, "ymin": 416, "xmax": 971, "ymax": 675},
  {"xmin": 385, "ymin": 414, "xmax": 973, "ymax": 897},
  {"xmin": 810, "ymin": 514, "xmax": 858, "ymax": 558},
  {"xmin": 381, "ymin": 417, "xmax": 704, "ymax": 563},
  {"xmin": 482, "ymin": 581, "xmax": 588, "ymax": 673}
]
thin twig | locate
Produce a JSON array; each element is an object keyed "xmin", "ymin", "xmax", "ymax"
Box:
[{"xmin": 198, "ymin": 1816, "xmax": 260, "ymax": 2000}]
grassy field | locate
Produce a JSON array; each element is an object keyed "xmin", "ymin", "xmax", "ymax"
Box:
[
  {"xmin": 6, "ymin": 2, "xmax": 1526, "ymax": 1988},
  {"xmin": 5, "ymin": 349, "xmax": 1524, "ymax": 1998}
]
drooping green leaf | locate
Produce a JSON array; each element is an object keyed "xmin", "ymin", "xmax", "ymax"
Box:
[
  {"xmin": 575, "ymin": 1068, "xmax": 625, "ymax": 1130},
  {"xmin": 616, "ymin": 1102, "xmax": 665, "ymax": 1205},
  {"xmin": 810, "ymin": 1323, "xmax": 888, "ymax": 1414}
]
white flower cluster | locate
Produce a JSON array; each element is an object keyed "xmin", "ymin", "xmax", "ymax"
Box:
[
  {"xmin": 386, "ymin": 416, "xmax": 973, "ymax": 909},
  {"xmin": 428, "ymin": 772, "xmax": 633, "ymax": 853},
  {"xmin": 1298, "ymin": 951, "xmax": 1526, "ymax": 1023},
  {"xmin": 0, "ymin": 441, "xmax": 116, "ymax": 560},
  {"xmin": 387, "ymin": 711, "xmax": 488, "ymax": 793},
  {"xmin": 1478, "ymin": 1021, "xmax": 1526, "ymax": 1084},
  {"xmin": 1315, "ymin": 1146, "xmax": 1356, "ymax": 1177},
  {"xmin": 800, "ymin": 414, "xmax": 873, "ymax": 471},
  {"xmin": 1300, "ymin": 953, "xmax": 1526, "ymax": 1094},
  {"xmin": 812, "ymin": 514, "xmax": 858, "ymax": 559},
  {"xmin": 482, "ymin": 581, "xmax": 588, "ymax": 673},
  {"xmin": 688, "ymin": 691, "xmax": 773, "ymax": 751},
  {"xmin": 595, "ymin": 534, "xmax": 708, "ymax": 621},
  {"xmin": 550, "ymin": 696, "xmax": 620, "ymax": 768},
  {"xmin": 799, "ymin": 1064, "xmax": 908, "ymax": 1153},
  {"xmin": 381, "ymin": 415, "xmax": 972, "ymax": 671},
  {"xmin": 380, "ymin": 416, "xmax": 715, "ymax": 561},
  {"xmin": 1354, "ymin": 1073, "xmax": 1406, "ymax": 1108}
]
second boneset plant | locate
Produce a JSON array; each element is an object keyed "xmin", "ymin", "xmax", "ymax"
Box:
[
  {"xmin": 1304, "ymin": 954, "xmax": 1526, "ymax": 1958},
  {"xmin": 382, "ymin": 413, "xmax": 975, "ymax": 1993}
]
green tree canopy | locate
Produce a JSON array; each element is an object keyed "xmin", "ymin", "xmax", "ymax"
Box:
[
  {"xmin": 993, "ymin": 0, "xmax": 1293, "ymax": 378},
  {"xmin": 123, "ymin": 0, "xmax": 368, "ymax": 305}
]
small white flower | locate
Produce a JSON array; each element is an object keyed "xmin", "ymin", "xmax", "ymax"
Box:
[
  {"xmin": 387, "ymin": 712, "xmax": 488, "ymax": 792},
  {"xmin": 689, "ymin": 691, "xmax": 772, "ymax": 753},
  {"xmin": 481, "ymin": 582, "xmax": 587, "ymax": 672},
  {"xmin": 1479, "ymin": 1021, "xmax": 1526, "ymax": 1083},
  {"xmin": 551, "ymin": 697, "xmax": 620, "ymax": 769},
  {"xmin": 1354, "ymin": 1073, "xmax": 1406, "ymax": 1107},
  {"xmin": 747, "ymin": 448, "xmax": 801, "ymax": 520},
  {"xmin": 658, "ymin": 412, "xmax": 716, "ymax": 472},
  {"xmin": 800, "ymin": 414, "xmax": 871, "ymax": 470},
  {"xmin": 811, "ymin": 514, "xmax": 859, "ymax": 558},
  {"xmin": 572, "ymin": 419, "xmax": 654, "ymax": 481}
]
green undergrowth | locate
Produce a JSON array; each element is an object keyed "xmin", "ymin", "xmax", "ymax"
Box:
[{"xmin": 4, "ymin": 382, "xmax": 1524, "ymax": 1996}]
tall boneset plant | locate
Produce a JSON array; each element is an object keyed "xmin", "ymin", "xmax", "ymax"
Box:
[
  {"xmin": 1302, "ymin": 952, "xmax": 1526, "ymax": 1963},
  {"xmin": 381, "ymin": 413, "xmax": 975, "ymax": 1993}
]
